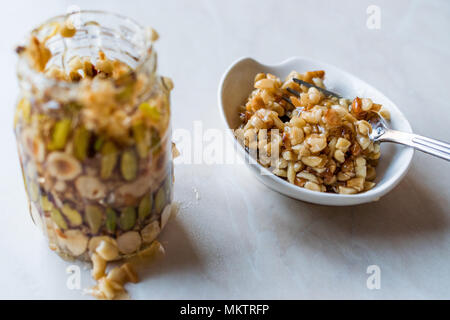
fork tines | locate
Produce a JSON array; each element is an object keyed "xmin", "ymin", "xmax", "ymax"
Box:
[
  {"xmin": 286, "ymin": 87, "xmax": 300, "ymax": 97},
  {"xmin": 291, "ymin": 78, "xmax": 342, "ymax": 99},
  {"xmin": 282, "ymin": 96, "xmax": 295, "ymax": 106}
]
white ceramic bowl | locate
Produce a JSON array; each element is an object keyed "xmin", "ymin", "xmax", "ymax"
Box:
[{"xmin": 218, "ymin": 56, "xmax": 414, "ymax": 206}]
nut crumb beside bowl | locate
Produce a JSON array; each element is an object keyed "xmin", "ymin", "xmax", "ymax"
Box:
[{"xmin": 218, "ymin": 57, "xmax": 414, "ymax": 206}]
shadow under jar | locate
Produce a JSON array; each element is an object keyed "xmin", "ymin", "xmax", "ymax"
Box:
[{"xmin": 14, "ymin": 11, "xmax": 174, "ymax": 261}]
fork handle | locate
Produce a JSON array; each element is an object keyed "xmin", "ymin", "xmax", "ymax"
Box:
[{"xmin": 380, "ymin": 130, "xmax": 450, "ymax": 161}]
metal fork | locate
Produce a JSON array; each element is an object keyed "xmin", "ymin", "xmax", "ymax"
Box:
[
  {"xmin": 284, "ymin": 78, "xmax": 450, "ymax": 161},
  {"xmin": 282, "ymin": 78, "xmax": 341, "ymax": 105}
]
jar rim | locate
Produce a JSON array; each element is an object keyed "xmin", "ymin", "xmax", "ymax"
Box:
[{"xmin": 17, "ymin": 10, "xmax": 154, "ymax": 90}]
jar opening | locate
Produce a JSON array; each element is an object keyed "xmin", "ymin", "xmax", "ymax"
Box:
[{"xmin": 17, "ymin": 10, "xmax": 155, "ymax": 91}]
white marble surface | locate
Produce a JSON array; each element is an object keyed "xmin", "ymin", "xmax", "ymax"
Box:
[{"xmin": 0, "ymin": 0, "xmax": 449, "ymax": 299}]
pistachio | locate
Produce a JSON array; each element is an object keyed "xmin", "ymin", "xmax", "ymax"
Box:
[
  {"xmin": 88, "ymin": 236, "xmax": 117, "ymax": 253},
  {"xmin": 48, "ymin": 119, "xmax": 71, "ymax": 151},
  {"xmin": 115, "ymin": 82, "xmax": 134, "ymax": 102},
  {"xmin": 100, "ymin": 141, "xmax": 118, "ymax": 180},
  {"xmin": 138, "ymin": 194, "xmax": 152, "ymax": 221},
  {"xmin": 117, "ymin": 231, "xmax": 141, "ymax": 255},
  {"xmin": 73, "ymin": 126, "xmax": 91, "ymax": 161},
  {"xmin": 154, "ymin": 187, "xmax": 166, "ymax": 215},
  {"xmin": 141, "ymin": 221, "xmax": 160, "ymax": 244},
  {"xmin": 63, "ymin": 102, "xmax": 82, "ymax": 113},
  {"xmin": 75, "ymin": 176, "xmax": 106, "ymax": 200},
  {"xmin": 119, "ymin": 207, "xmax": 136, "ymax": 231},
  {"xmin": 50, "ymin": 208, "xmax": 67, "ymax": 230},
  {"xmin": 132, "ymin": 123, "xmax": 149, "ymax": 158},
  {"xmin": 85, "ymin": 205, "xmax": 103, "ymax": 234},
  {"xmin": 47, "ymin": 152, "xmax": 82, "ymax": 181},
  {"xmin": 61, "ymin": 203, "xmax": 82, "ymax": 226},
  {"xmin": 105, "ymin": 208, "xmax": 117, "ymax": 233},
  {"xmin": 41, "ymin": 196, "xmax": 54, "ymax": 211},
  {"xmin": 120, "ymin": 150, "xmax": 138, "ymax": 181},
  {"xmin": 61, "ymin": 229, "xmax": 88, "ymax": 256},
  {"xmin": 139, "ymin": 102, "xmax": 160, "ymax": 122},
  {"xmin": 94, "ymin": 136, "xmax": 105, "ymax": 152}
]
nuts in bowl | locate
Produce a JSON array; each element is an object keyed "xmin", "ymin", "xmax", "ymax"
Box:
[{"xmin": 234, "ymin": 70, "xmax": 392, "ymax": 194}]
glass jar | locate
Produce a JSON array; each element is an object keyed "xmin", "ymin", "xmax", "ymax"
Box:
[{"xmin": 14, "ymin": 11, "xmax": 173, "ymax": 261}]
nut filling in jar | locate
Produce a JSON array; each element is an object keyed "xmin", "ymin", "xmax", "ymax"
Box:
[
  {"xmin": 235, "ymin": 70, "xmax": 391, "ymax": 194},
  {"xmin": 14, "ymin": 11, "xmax": 174, "ymax": 262}
]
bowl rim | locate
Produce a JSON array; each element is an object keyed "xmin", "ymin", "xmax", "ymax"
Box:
[{"xmin": 218, "ymin": 56, "xmax": 415, "ymax": 205}]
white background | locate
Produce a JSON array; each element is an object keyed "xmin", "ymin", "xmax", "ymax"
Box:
[{"xmin": 0, "ymin": 0, "xmax": 449, "ymax": 299}]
